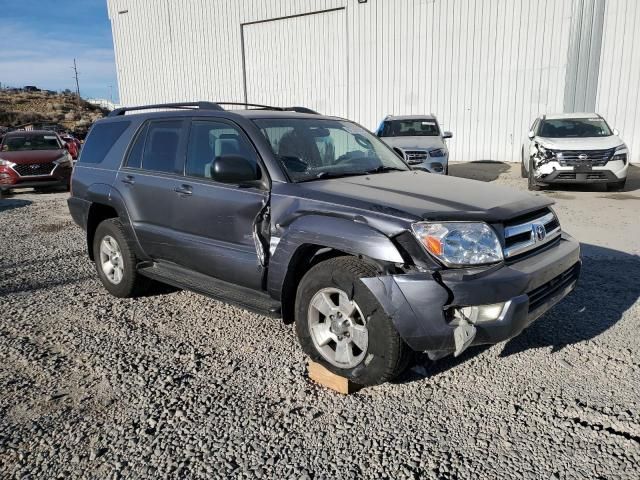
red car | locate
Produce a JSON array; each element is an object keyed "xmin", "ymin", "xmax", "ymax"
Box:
[{"xmin": 0, "ymin": 130, "xmax": 73, "ymax": 195}]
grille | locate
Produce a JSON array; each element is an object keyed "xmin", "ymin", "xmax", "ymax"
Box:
[
  {"xmin": 555, "ymin": 171, "xmax": 608, "ymax": 180},
  {"xmin": 13, "ymin": 163, "xmax": 55, "ymax": 177},
  {"xmin": 503, "ymin": 208, "xmax": 561, "ymax": 259},
  {"xmin": 404, "ymin": 150, "xmax": 428, "ymax": 164},
  {"xmin": 551, "ymin": 149, "xmax": 614, "ymax": 167},
  {"xmin": 527, "ymin": 263, "xmax": 580, "ymax": 312}
]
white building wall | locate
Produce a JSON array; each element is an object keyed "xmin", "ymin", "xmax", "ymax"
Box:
[
  {"xmin": 108, "ymin": 0, "xmax": 640, "ymax": 163},
  {"xmin": 596, "ymin": 0, "xmax": 640, "ymax": 163}
]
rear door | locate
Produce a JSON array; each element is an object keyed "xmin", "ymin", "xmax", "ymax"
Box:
[
  {"xmin": 170, "ymin": 119, "xmax": 268, "ymax": 290},
  {"xmin": 115, "ymin": 118, "xmax": 188, "ymax": 263}
]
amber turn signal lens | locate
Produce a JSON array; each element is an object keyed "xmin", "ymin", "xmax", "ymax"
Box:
[{"xmin": 424, "ymin": 236, "xmax": 443, "ymax": 256}]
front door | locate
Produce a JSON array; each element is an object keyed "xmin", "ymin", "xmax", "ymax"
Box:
[{"xmin": 170, "ymin": 119, "xmax": 268, "ymax": 290}]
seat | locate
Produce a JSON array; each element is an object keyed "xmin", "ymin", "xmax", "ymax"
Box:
[
  {"xmin": 278, "ymin": 129, "xmax": 321, "ymax": 167},
  {"xmin": 187, "ymin": 125, "xmax": 215, "ymax": 178}
]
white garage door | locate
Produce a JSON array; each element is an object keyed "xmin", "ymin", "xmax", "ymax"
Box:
[{"xmin": 243, "ymin": 9, "xmax": 348, "ymax": 117}]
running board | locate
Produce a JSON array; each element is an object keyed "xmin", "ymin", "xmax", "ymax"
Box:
[{"xmin": 138, "ymin": 262, "xmax": 281, "ymax": 318}]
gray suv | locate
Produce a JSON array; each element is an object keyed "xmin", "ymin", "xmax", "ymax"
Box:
[{"xmin": 68, "ymin": 102, "xmax": 580, "ymax": 386}]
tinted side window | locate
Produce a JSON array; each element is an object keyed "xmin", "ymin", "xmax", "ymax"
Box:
[
  {"xmin": 125, "ymin": 123, "xmax": 148, "ymax": 169},
  {"xmin": 79, "ymin": 121, "xmax": 130, "ymax": 164},
  {"xmin": 142, "ymin": 120, "xmax": 184, "ymax": 174},
  {"xmin": 185, "ymin": 121, "xmax": 260, "ymax": 180}
]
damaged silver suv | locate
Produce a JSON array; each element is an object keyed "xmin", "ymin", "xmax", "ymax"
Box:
[{"xmin": 68, "ymin": 102, "xmax": 581, "ymax": 386}]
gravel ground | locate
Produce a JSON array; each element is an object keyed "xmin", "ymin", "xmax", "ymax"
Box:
[{"xmin": 1, "ymin": 165, "xmax": 639, "ymax": 479}]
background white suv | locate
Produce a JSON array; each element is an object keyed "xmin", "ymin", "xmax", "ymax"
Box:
[
  {"xmin": 376, "ymin": 115, "xmax": 452, "ymax": 174},
  {"xmin": 522, "ymin": 113, "xmax": 629, "ymax": 191}
]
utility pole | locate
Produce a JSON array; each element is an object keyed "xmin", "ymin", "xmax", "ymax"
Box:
[{"xmin": 72, "ymin": 59, "xmax": 81, "ymax": 104}]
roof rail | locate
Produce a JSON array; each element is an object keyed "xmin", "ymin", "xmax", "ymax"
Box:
[
  {"xmin": 108, "ymin": 101, "xmax": 224, "ymax": 117},
  {"xmin": 108, "ymin": 101, "xmax": 320, "ymax": 117},
  {"xmin": 215, "ymin": 102, "xmax": 319, "ymax": 114}
]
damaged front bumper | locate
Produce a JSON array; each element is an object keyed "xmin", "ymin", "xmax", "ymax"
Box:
[{"xmin": 361, "ymin": 232, "xmax": 581, "ymax": 357}]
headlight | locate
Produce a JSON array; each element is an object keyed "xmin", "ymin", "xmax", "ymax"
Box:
[
  {"xmin": 429, "ymin": 148, "xmax": 447, "ymax": 158},
  {"xmin": 0, "ymin": 158, "xmax": 16, "ymax": 168},
  {"xmin": 612, "ymin": 146, "xmax": 628, "ymax": 164},
  {"xmin": 411, "ymin": 222, "xmax": 503, "ymax": 267}
]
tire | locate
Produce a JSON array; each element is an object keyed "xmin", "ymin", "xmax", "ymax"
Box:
[
  {"xmin": 527, "ymin": 157, "xmax": 541, "ymax": 191},
  {"xmin": 295, "ymin": 256, "xmax": 410, "ymax": 386},
  {"xmin": 520, "ymin": 149, "xmax": 527, "ymax": 178},
  {"xmin": 606, "ymin": 179, "xmax": 626, "ymax": 191},
  {"xmin": 93, "ymin": 218, "xmax": 149, "ymax": 298}
]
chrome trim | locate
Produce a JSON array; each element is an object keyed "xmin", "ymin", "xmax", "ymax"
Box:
[{"xmin": 503, "ymin": 211, "xmax": 561, "ymax": 258}]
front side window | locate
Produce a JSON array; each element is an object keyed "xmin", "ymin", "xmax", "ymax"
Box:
[
  {"xmin": 379, "ymin": 119, "xmax": 440, "ymax": 137},
  {"xmin": 538, "ymin": 118, "xmax": 612, "ymax": 138},
  {"xmin": 185, "ymin": 121, "xmax": 260, "ymax": 180},
  {"xmin": 254, "ymin": 118, "xmax": 408, "ymax": 182},
  {"xmin": 141, "ymin": 120, "xmax": 184, "ymax": 174},
  {"xmin": 1, "ymin": 133, "xmax": 62, "ymax": 152}
]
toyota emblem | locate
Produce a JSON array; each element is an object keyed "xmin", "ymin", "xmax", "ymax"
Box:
[
  {"xmin": 578, "ymin": 154, "xmax": 588, "ymax": 160},
  {"xmin": 532, "ymin": 223, "xmax": 546, "ymax": 242}
]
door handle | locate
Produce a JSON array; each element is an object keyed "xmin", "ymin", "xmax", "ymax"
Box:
[
  {"xmin": 174, "ymin": 184, "xmax": 193, "ymax": 196},
  {"xmin": 121, "ymin": 175, "xmax": 135, "ymax": 185}
]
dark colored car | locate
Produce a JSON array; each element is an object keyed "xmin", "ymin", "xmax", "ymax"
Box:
[
  {"xmin": 67, "ymin": 102, "xmax": 581, "ymax": 386},
  {"xmin": 0, "ymin": 130, "xmax": 74, "ymax": 194}
]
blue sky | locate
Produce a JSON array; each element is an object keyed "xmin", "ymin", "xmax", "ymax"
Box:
[{"xmin": 0, "ymin": 0, "xmax": 119, "ymax": 101}]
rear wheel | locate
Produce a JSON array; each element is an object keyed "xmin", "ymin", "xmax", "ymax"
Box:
[
  {"xmin": 606, "ymin": 179, "xmax": 626, "ymax": 191},
  {"xmin": 93, "ymin": 218, "xmax": 149, "ymax": 297},
  {"xmin": 527, "ymin": 157, "xmax": 541, "ymax": 191},
  {"xmin": 295, "ymin": 256, "xmax": 410, "ymax": 386}
]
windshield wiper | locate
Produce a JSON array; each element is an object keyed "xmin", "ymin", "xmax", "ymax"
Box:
[
  {"xmin": 297, "ymin": 171, "xmax": 369, "ymax": 182},
  {"xmin": 364, "ymin": 166, "xmax": 407, "ymax": 174}
]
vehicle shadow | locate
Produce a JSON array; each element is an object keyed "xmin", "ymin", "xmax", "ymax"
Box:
[
  {"xmin": 449, "ymin": 160, "xmax": 511, "ymax": 182},
  {"xmin": 500, "ymin": 242, "xmax": 639, "ymax": 356},
  {"xmin": 394, "ymin": 242, "xmax": 639, "ymax": 383},
  {"xmin": 0, "ymin": 198, "xmax": 32, "ymax": 212}
]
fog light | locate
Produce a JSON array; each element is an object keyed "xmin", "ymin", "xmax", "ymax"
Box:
[
  {"xmin": 456, "ymin": 302, "xmax": 507, "ymax": 323},
  {"xmin": 431, "ymin": 163, "xmax": 443, "ymax": 172}
]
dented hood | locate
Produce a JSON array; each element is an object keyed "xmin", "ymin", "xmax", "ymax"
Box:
[
  {"xmin": 290, "ymin": 171, "xmax": 552, "ymax": 223},
  {"xmin": 536, "ymin": 135, "xmax": 625, "ymax": 151}
]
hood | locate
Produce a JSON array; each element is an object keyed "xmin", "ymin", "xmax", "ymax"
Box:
[
  {"xmin": 536, "ymin": 135, "xmax": 625, "ymax": 151},
  {"xmin": 288, "ymin": 171, "xmax": 552, "ymax": 223},
  {"xmin": 381, "ymin": 136, "xmax": 446, "ymax": 151},
  {"xmin": 0, "ymin": 149, "xmax": 66, "ymax": 164}
]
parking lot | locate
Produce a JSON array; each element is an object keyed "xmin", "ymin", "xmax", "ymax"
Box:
[{"xmin": 1, "ymin": 163, "xmax": 639, "ymax": 479}]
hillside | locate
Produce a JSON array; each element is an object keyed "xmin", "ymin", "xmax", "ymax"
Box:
[{"xmin": 0, "ymin": 90, "xmax": 108, "ymax": 137}]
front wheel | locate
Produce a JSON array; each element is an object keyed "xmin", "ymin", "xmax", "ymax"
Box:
[
  {"xmin": 520, "ymin": 149, "xmax": 527, "ymax": 178},
  {"xmin": 295, "ymin": 256, "xmax": 409, "ymax": 386},
  {"xmin": 93, "ymin": 218, "xmax": 149, "ymax": 297}
]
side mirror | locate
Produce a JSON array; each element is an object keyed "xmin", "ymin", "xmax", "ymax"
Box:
[
  {"xmin": 527, "ymin": 131, "xmax": 535, "ymax": 140},
  {"xmin": 443, "ymin": 131, "xmax": 453, "ymax": 139},
  {"xmin": 613, "ymin": 128, "xmax": 619, "ymax": 136},
  {"xmin": 211, "ymin": 155, "xmax": 258, "ymax": 185}
]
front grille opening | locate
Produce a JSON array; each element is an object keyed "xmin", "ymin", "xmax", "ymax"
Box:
[
  {"xmin": 13, "ymin": 163, "xmax": 55, "ymax": 176},
  {"xmin": 527, "ymin": 263, "xmax": 580, "ymax": 312}
]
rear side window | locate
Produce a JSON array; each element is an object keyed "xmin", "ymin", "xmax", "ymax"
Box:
[
  {"xmin": 125, "ymin": 123, "xmax": 148, "ymax": 169},
  {"xmin": 141, "ymin": 120, "xmax": 184, "ymax": 174},
  {"xmin": 79, "ymin": 121, "xmax": 130, "ymax": 164}
]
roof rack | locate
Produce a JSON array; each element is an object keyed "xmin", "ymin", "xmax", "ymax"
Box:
[
  {"xmin": 108, "ymin": 101, "xmax": 319, "ymax": 117},
  {"xmin": 108, "ymin": 101, "xmax": 224, "ymax": 117}
]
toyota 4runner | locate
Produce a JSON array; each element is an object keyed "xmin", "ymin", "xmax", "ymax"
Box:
[{"xmin": 68, "ymin": 102, "xmax": 581, "ymax": 386}]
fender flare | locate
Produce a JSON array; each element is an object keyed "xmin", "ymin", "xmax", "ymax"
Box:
[{"xmin": 267, "ymin": 214, "xmax": 404, "ymax": 299}]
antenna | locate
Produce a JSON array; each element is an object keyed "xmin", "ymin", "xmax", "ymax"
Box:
[{"xmin": 72, "ymin": 59, "xmax": 81, "ymax": 104}]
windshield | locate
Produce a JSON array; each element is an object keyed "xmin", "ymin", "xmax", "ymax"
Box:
[
  {"xmin": 1, "ymin": 133, "xmax": 62, "ymax": 152},
  {"xmin": 379, "ymin": 119, "xmax": 440, "ymax": 137},
  {"xmin": 538, "ymin": 118, "xmax": 612, "ymax": 138},
  {"xmin": 254, "ymin": 118, "xmax": 409, "ymax": 182}
]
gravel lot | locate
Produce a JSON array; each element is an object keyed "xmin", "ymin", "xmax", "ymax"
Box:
[{"xmin": 1, "ymin": 164, "xmax": 639, "ymax": 479}]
